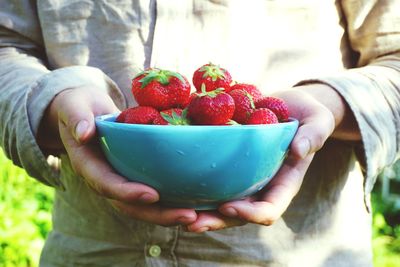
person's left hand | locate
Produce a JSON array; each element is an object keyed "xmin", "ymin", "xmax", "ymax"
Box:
[
  {"xmin": 38, "ymin": 86, "xmax": 198, "ymax": 227},
  {"xmin": 185, "ymin": 86, "xmax": 338, "ymax": 232}
]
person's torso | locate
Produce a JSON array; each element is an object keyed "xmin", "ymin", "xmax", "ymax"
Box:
[{"xmin": 36, "ymin": 1, "xmax": 372, "ymax": 266}]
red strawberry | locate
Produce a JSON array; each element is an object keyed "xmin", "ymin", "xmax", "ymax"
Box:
[
  {"xmin": 181, "ymin": 93, "xmax": 197, "ymax": 109},
  {"xmin": 255, "ymin": 96, "xmax": 289, "ymax": 122},
  {"xmin": 246, "ymin": 108, "xmax": 278, "ymax": 125},
  {"xmin": 228, "ymin": 89, "xmax": 255, "ymax": 124},
  {"xmin": 230, "ymin": 83, "xmax": 263, "ymax": 101},
  {"xmin": 153, "ymin": 108, "xmax": 190, "ymax": 125},
  {"xmin": 192, "ymin": 63, "xmax": 232, "ymax": 92},
  {"xmin": 187, "ymin": 86, "xmax": 235, "ymax": 125},
  {"xmin": 116, "ymin": 106, "xmax": 160, "ymax": 124},
  {"xmin": 132, "ymin": 68, "xmax": 191, "ymax": 110}
]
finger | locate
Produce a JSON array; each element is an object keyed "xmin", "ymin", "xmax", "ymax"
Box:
[
  {"xmin": 110, "ymin": 200, "xmax": 197, "ymax": 227},
  {"xmin": 185, "ymin": 211, "xmax": 246, "ymax": 233},
  {"xmin": 59, "ymin": 120, "xmax": 159, "ymax": 204},
  {"xmin": 219, "ymin": 153, "xmax": 314, "ymax": 225}
]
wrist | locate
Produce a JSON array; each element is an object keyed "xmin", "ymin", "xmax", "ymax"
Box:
[
  {"xmin": 37, "ymin": 89, "xmax": 72, "ymax": 152},
  {"xmin": 295, "ymin": 83, "xmax": 361, "ymax": 141}
]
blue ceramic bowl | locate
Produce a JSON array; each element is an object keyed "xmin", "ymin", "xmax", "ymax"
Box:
[{"xmin": 95, "ymin": 113, "xmax": 298, "ymax": 210}]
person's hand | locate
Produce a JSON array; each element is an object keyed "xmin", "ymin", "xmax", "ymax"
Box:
[
  {"xmin": 186, "ymin": 84, "xmax": 358, "ymax": 232},
  {"xmin": 38, "ymin": 86, "xmax": 197, "ymax": 226}
]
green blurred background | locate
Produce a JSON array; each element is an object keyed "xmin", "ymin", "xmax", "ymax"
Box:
[{"xmin": 0, "ymin": 148, "xmax": 399, "ymax": 267}]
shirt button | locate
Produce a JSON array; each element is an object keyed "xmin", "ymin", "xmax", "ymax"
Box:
[{"xmin": 149, "ymin": 245, "xmax": 161, "ymax": 257}]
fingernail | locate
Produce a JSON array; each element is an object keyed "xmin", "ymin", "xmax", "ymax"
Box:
[
  {"xmin": 195, "ymin": 227, "xmax": 209, "ymax": 233},
  {"xmin": 222, "ymin": 207, "xmax": 238, "ymax": 217},
  {"xmin": 177, "ymin": 215, "xmax": 195, "ymax": 224},
  {"xmin": 74, "ymin": 120, "xmax": 89, "ymax": 141},
  {"xmin": 297, "ymin": 138, "xmax": 310, "ymax": 159},
  {"xmin": 138, "ymin": 192, "xmax": 157, "ymax": 203}
]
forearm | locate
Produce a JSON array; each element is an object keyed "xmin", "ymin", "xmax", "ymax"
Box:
[{"xmin": 0, "ymin": 45, "xmax": 61, "ymax": 186}]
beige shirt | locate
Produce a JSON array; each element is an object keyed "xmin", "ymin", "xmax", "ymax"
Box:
[{"xmin": 1, "ymin": 0, "xmax": 400, "ymax": 266}]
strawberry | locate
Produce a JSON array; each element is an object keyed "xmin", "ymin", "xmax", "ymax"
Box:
[
  {"xmin": 192, "ymin": 63, "xmax": 232, "ymax": 92},
  {"xmin": 132, "ymin": 68, "xmax": 191, "ymax": 111},
  {"xmin": 230, "ymin": 83, "xmax": 263, "ymax": 101},
  {"xmin": 228, "ymin": 89, "xmax": 255, "ymax": 124},
  {"xmin": 153, "ymin": 108, "xmax": 190, "ymax": 125},
  {"xmin": 255, "ymin": 96, "xmax": 289, "ymax": 122},
  {"xmin": 246, "ymin": 108, "xmax": 278, "ymax": 125},
  {"xmin": 181, "ymin": 93, "xmax": 197, "ymax": 109},
  {"xmin": 187, "ymin": 85, "xmax": 235, "ymax": 125},
  {"xmin": 116, "ymin": 106, "xmax": 160, "ymax": 124}
]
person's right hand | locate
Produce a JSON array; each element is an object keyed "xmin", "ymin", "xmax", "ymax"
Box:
[{"xmin": 38, "ymin": 86, "xmax": 197, "ymax": 226}]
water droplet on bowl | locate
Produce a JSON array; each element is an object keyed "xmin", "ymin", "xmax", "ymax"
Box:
[{"xmin": 176, "ymin": 149, "xmax": 185, "ymax": 156}]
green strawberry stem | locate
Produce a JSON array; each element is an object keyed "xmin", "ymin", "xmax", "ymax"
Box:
[
  {"xmin": 199, "ymin": 63, "xmax": 226, "ymax": 81},
  {"xmin": 197, "ymin": 83, "xmax": 225, "ymax": 98},
  {"xmin": 227, "ymin": 120, "xmax": 240, "ymax": 125},
  {"xmin": 136, "ymin": 68, "xmax": 186, "ymax": 88},
  {"xmin": 160, "ymin": 109, "xmax": 190, "ymax": 125},
  {"xmin": 244, "ymin": 91, "xmax": 255, "ymax": 109}
]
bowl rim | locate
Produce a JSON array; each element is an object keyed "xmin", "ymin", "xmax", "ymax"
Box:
[{"xmin": 95, "ymin": 112, "xmax": 299, "ymax": 130}]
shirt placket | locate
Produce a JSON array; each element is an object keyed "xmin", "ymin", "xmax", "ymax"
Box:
[
  {"xmin": 144, "ymin": 225, "xmax": 180, "ymax": 266},
  {"xmin": 150, "ymin": 0, "xmax": 192, "ymax": 71}
]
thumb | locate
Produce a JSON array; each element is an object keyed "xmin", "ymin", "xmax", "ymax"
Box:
[
  {"xmin": 290, "ymin": 111, "xmax": 335, "ymax": 159},
  {"xmin": 56, "ymin": 89, "xmax": 119, "ymax": 144},
  {"xmin": 74, "ymin": 119, "xmax": 92, "ymax": 144}
]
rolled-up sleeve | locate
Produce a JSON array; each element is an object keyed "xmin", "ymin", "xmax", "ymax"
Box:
[
  {"xmin": 0, "ymin": 1, "xmax": 126, "ymax": 188},
  {"xmin": 297, "ymin": 0, "xmax": 400, "ymax": 194}
]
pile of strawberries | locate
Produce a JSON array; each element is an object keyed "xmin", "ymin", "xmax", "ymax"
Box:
[{"xmin": 116, "ymin": 63, "xmax": 289, "ymax": 125}]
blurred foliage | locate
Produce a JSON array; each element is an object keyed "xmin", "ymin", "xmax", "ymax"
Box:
[
  {"xmin": 0, "ymin": 150, "xmax": 53, "ymax": 267},
  {"xmin": 0, "ymin": 148, "xmax": 399, "ymax": 266},
  {"xmin": 371, "ymin": 177, "xmax": 400, "ymax": 267}
]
